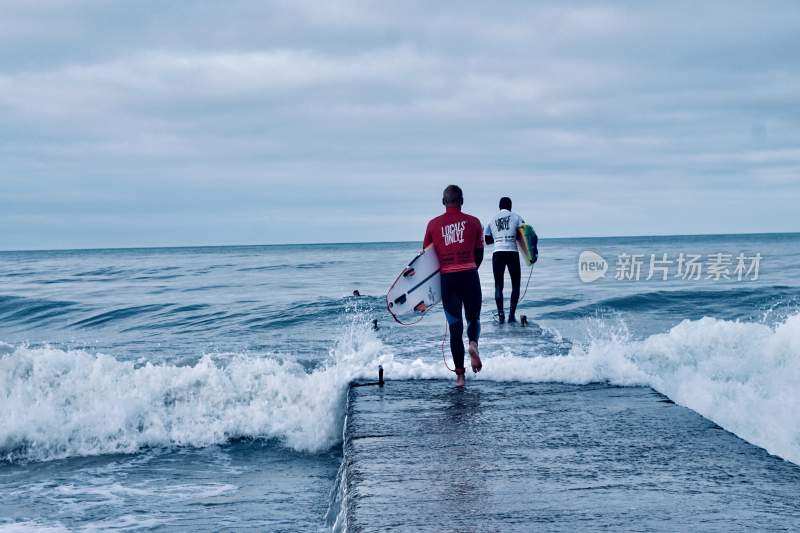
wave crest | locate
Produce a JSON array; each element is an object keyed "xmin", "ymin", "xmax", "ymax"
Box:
[
  {"xmin": 3, "ymin": 312, "xmax": 799, "ymax": 467},
  {"xmin": 381, "ymin": 313, "xmax": 800, "ymax": 465},
  {"xmin": 0, "ymin": 317, "xmax": 388, "ymax": 463}
]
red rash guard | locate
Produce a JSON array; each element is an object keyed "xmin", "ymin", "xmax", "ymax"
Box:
[{"xmin": 423, "ymin": 207, "xmax": 484, "ymax": 274}]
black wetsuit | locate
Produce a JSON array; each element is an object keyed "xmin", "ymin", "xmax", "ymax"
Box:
[
  {"xmin": 492, "ymin": 251, "xmax": 521, "ymax": 319},
  {"xmin": 424, "ymin": 207, "xmax": 484, "ymax": 372},
  {"xmin": 441, "ymin": 269, "xmax": 482, "ymax": 370}
]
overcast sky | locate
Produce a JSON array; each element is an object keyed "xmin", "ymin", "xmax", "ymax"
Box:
[{"xmin": 1, "ymin": 1, "xmax": 799, "ymax": 250}]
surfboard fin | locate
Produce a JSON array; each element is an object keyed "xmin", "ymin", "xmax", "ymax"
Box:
[{"xmin": 414, "ymin": 301, "xmax": 427, "ymax": 313}]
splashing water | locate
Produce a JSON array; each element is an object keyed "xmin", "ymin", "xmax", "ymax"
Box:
[
  {"xmin": 3, "ymin": 311, "xmax": 800, "ymax": 466},
  {"xmin": 381, "ymin": 313, "xmax": 800, "ymax": 465},
  {"xmin": 0, "ymin": 314, "xmax": 389, "ymax": 463}
]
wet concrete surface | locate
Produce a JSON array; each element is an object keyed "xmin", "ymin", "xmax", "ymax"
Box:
[{"xmin": 343, "ymin": 381, "xmax": 800, "ymax": 532}]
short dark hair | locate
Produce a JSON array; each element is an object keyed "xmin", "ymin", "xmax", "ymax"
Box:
[
  {"xmin": 442, "ymin": 185, "xmax": 464, "ymax": 206},
  {"xmin": 499, "ymin": 197, "xmax": 512, "ymax": 210}
]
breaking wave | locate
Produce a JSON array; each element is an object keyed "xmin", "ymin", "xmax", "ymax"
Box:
[
  {"xmin": 0, "ymin": 317, "xmax": 387, "ymax": 463},
  {"xmin": 2, "ymin": 313, "xmax": 799, "ymax": 466},
  {"xmin": 382, "ymin": 312, "xmax": 800, "ymax": 466}
]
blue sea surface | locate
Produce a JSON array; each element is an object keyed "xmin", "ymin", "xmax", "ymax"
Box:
[{"xmin": 1, "ymin": 234, "xmax": 799, "ymax": 530}]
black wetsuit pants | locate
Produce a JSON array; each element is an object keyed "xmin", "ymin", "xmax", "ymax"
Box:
[
  {"xmin": 492, "ymin": 251, "xmax": 521, "ymax": 318},
  {"xmin": 441, "ymin": 269, "xmax": 482, "ymax": 371}
]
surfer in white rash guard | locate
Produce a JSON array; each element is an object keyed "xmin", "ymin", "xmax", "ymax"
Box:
[
  {"xmin": 423, "ymin": 185, "xmax": 484, "ymax": 387},
  {"xmin": 484, "ymin": 197, "xmax": 525, "ymax": 324}
]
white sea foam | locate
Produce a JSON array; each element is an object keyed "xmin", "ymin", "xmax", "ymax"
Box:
[
  {"xmin": 0, "ymin": 317, "xmax": 388, "ymax": 462},
  {"xmin": 0, "ymin": 524, "xmax": 69, "ymax": 533},
  {"xmin": 623, "ymin": 314, "xmax": 800, "ymax": 465},
  {"xmin": 3, "ymin": 313, "xmax": 799, "ymax": 466},
  {"xmin": 381, "ymin": 313, "xmax": 800, "ymax": 465}
]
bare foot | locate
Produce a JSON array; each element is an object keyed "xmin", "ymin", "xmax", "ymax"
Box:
[
  {"xmin": 455, "ymin": 373, "xmax": 466, "ymax": 387},
  {"xmin": 469, "ymin": 341, "xmax": 482, "ymax": 373}
]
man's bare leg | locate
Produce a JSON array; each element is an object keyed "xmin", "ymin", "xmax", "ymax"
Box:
[{"xmin": 455, "ymin": 368, "xmax": 466, "ymax": 387}]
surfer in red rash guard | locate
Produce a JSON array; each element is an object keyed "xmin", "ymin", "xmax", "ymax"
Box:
[{"xmin": 423, "ymin": 185, "xmax": 484, "ymax": 386}]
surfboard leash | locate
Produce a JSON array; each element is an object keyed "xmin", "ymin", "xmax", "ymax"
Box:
[
  {"xmin": 441, "ymin": 321, "xmax": 456, "ymax": 373},
  {"xmin": 519, "ymin": 263, "xmax": 535, "ymax": 302}
]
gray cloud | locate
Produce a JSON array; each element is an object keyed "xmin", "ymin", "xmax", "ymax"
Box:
[{"xmin": 1, "ymin": 0, "xmax": 799, "ymax": 249}]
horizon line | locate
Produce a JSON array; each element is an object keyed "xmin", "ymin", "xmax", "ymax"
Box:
[{"xmin": 1, "ymin": 230, "xmax": 798, "ymax": 254}]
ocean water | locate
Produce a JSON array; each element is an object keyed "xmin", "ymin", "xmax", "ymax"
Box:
[{"xmin": 1, "ymin": 234, "xmax": 799, "ymax": 530}]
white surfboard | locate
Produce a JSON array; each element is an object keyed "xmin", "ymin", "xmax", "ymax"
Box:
[{"xmin": 386, "ymin": 245, "xmax": 441, "ymax": 324}]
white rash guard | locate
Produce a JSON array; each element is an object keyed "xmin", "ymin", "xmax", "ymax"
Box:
[{"xmin": 485, "ymin": 209, "xmax": 525, "ymax": 253}]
